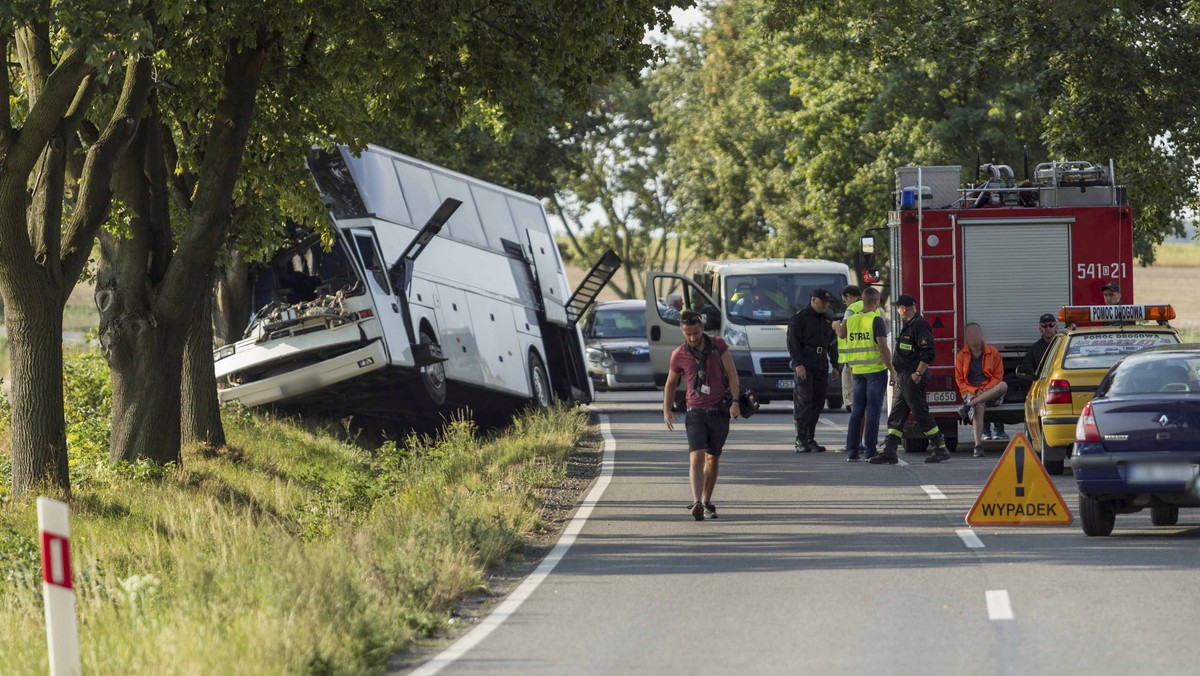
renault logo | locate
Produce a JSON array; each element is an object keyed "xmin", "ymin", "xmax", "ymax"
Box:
[{"xmin": 1158, "ymin": 414, "xmax": 1171, "ymax": 427}]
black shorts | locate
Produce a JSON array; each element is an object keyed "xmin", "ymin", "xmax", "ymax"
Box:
[{"xmin": 685, "ymin": 408, "xmax": 730, "ymax": 456}]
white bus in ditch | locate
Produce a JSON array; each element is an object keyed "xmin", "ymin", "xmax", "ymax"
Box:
[{"xmin": 213, "ymin": 144, "xmax": 620, "ymax": 418}]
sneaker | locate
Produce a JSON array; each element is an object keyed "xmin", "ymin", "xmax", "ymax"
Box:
[
  {"xmin": 973, "ymin": 445, "xmax": 986, "ymax": 458},
  {"xmin": 863, "ymin": 449, "xmax": 879, "ymax": 461},
  {"xmin": 847, "ymin": 450, "xmax": 861, "ymax": 462},
  {"xmin": 690, "ymin": 501, "xmax": 705, "ymax": 521},
  {"xmin": 704, "ymin": 503, "xmax": 718, "ymax": 519},
  {"xmin": 956, "ymin": 402, "xmax": 972, "ymax": 424},
  {"xmin": 812, "ymin": 441, "xmax": 827, "ymax": 453},
  {"xmin": 795, "ymin": 439, "xmax": 811, "ymax": 453},
  {"xmin": 993, "ymin": 425, "xmax": 1010, "ymax": 441},
  {"xmin": 981, "ymin": 428, "xmax": 994, "ymax": 441}
]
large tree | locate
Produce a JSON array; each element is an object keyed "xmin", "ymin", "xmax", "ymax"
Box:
[
  {"xmin": 550, "ymin": 76, "xmax": 692, "ymax": 300},
  {"xmin": 0, "ymin": 5, "xmax": 154, "ymax": 495},
  {"xmin": 654, "ymin": 0, "xmax": 1050, "ymax": 264},
  {"xmin": 3, "ymin": 1, "xmax": 690, "ymax": 492},
  {"xmin": 767, "ymin": 0, "xmax": 1200, "ymax": 261}
]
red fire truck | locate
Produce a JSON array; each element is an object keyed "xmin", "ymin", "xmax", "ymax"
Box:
[{"xmin": 862, "ymin": 160, "xmax": 1135, "ymax": 453}]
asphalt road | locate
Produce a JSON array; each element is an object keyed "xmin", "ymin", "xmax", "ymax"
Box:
[{"xmin": 419, "ymin": 392, "xmax": 1200, "ymax": 676}]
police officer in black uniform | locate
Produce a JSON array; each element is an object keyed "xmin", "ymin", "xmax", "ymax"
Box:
[
  {"xmin": 868, "ymin": 294, "xmax": 951, "ymax": 464},
  {"xmin": 787, "ymin": 288, "xmax": 839, "ymax": 453}
]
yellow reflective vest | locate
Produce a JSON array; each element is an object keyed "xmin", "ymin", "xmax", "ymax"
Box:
[
  {"xmin": 841, "ymin": 309, "xmax": 887, "ymax": 374},
  {"xmin": 835, "ymin": 299, "xmax": 864, "ymax": 353}
]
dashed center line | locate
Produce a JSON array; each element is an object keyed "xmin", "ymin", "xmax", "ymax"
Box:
[
  {"xmin": 920, "ymin": 484, "xmax": 947, "ymax": 500},
  {"xmin": 956, "ymin": 529, "xmax": 985, "ymax": 549},
  {"xmin": 986, "ymin": 590, "xmax": 1014, "ymax": 621}
]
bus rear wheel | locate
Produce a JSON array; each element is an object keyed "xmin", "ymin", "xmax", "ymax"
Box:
[{"xmin": 529, "ymin": 352, "xmax": 552, "ymax": 409}]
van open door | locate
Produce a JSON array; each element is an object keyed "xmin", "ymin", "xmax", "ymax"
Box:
[{"xmin": 645, "ymin": 272, "xmax": 722, "ymax": 389}]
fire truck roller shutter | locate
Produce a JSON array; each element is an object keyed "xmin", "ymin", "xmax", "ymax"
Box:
[{"xmin": 961, "ymin": 220, "xmax": 1072, "ymax": 347}]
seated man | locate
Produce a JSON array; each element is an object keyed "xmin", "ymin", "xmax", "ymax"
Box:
[
  {"xmin": 955, "ymin": 322, "xmax": 1008, "ymax": 458},
  {"xmin": 661, "ymin": 293, "xmax": 684, "ymax": 322}
]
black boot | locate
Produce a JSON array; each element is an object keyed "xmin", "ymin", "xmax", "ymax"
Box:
[
  {"xmin": 795, "ymin": 421, "xmax": 809, "ymax": 453},
  {"xmin": 869, "ymin": 437, "xmax": 900, "ymax": 465},
  {"xmin": 924, "ymin": 434, "xmax": 951, "ymax": 464}
]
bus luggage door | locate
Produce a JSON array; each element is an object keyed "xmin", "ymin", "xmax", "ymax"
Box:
[{"xmin": 525, "ymin": 229, "xmax": 570, "ymax": 326}]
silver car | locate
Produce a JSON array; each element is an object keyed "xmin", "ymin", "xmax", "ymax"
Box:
[{"xmin": 583, "ymin": 300, "xmax": 655, "ymax": 391}]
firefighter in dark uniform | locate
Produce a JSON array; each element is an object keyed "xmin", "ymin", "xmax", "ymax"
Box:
[
  {"xmin": 868, "ymin": 294, "xmax": 951, "ymax": 464},
  {"xmin": 787, "ymin": 288, "xmax": 839, "ymax": 453}
]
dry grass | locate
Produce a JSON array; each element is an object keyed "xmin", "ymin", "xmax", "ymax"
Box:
[
  {"xmin": 1134, "ymin": 264, "xmax": 1200, "ymax": 340},
  {"xmin": 0, "ymin": 400, "xmax": 592, "ymax": 674},
  {"xmin": 1152, "ymin": 241, "xmax": 1200, "ymax": 268}
]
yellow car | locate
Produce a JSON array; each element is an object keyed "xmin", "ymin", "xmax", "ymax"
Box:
[{"xmin": 1020, "ymin": 304, "xmax": 1180, "ymax": 475}]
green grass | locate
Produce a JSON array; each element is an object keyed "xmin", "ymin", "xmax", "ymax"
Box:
[
  {"xmin": 0, "ymin": 349, "xmax": 593, "ymax": 674},
  {"xmin": 1153, "ymin": 241, "xmax": 1200, "ymax": 267},
  {"xmin": 0, "ymin": 335, "xmax": 7, "ymax": 386}
]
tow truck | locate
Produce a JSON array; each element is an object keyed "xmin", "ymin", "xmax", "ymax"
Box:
[{"xmin": 860, "ymin": 160, "xmax": 1136, "ymax": 453}]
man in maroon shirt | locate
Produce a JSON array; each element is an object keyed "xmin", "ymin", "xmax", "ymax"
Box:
[{"xmin": 663, "ymin": 310, "xmax": 741, "ymax": 520}]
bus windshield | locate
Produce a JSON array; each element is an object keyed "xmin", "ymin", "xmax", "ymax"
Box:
[{"xmin": 725, "ymin": 273, "xmax": 847, "ymax": 325}]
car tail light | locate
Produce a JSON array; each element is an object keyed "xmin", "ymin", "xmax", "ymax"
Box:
[
  {"xmin": 356, "ymin": 309, "xmax": 375, "ymax": 320},
  {"xmin": 1076, "ymin": 402, "xmax": 1100, "ymax": 442},
  {"xmin": 1045, "ymin": 379, "xmax": 1072, "ymax": 406}
]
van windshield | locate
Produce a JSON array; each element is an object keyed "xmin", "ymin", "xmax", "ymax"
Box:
[{"xmin": 725, "ymin": 273, "xmax": 847, "ymax": 325}]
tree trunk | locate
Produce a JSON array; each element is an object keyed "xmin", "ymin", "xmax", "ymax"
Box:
[
  {"xmin": 213, "ymin": 250, "xmax": 252, "ymax": 346},
  {"xmin": 98, "ymin": 275, "xmax": 186, "ymax": 465},
  {"xmin": 5, "ymin": 290, "xmax": 70, "ymax": 494},
  {"xmin": 181, "ymin": 274, "xmax": 226, "ymax": 448}
]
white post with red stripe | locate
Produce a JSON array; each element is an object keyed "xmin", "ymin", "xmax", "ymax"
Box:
[{"xmin": 37, "ymin": 497, "xmax": 81, "ymax": 676}]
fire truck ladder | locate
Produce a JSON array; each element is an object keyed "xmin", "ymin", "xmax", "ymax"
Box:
[
  {"xmin": 565, "ymin": 248, "xmax": 623, "ymax": 327},
  {"xmin": 916, "ymin": 169, "xmax": 960, "ymax": 358}
]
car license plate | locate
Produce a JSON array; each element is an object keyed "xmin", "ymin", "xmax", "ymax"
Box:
[
  {"xmin": 1127, "ymin": 463, "xmax": 1200, "ymax": 484},
  {"xmin": 926, "ymin": 391, "xmax": 956, "ymax": 404},
  {"xmin": 776, "ymin": 379, "xmax": 794, "ymax": 390}
]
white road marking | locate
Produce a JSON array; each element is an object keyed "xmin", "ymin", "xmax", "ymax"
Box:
[
  {"xmin": 410, "ymin": 414, "xmax": 618, "ymax": 675},
  {"xmin": 897, "ymin": 456, "xmax": 909, "ymax": 466},
  {"xmin": 956, "ymin": 529, "xmax": 985, "ymax": 549},
  {"xmin": 818, "ymin": 417, "xmax": 837, "ymax": 426},
  {"xmin": 986, "ymin": 590, "xmax": 1014, "ymax": 621},
  {"xmin": 920, "ymin": 484, "xmax": 947, "ymax": 500}
]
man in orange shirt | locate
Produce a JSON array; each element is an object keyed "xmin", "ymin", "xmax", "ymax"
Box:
[{"xmin": 955, "ymin": 322, "xmax": 1007, "ymax": 458}]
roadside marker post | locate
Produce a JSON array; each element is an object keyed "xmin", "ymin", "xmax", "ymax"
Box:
[
  {"xmin": 967, "ymin": 433, "xmax": 1073, "ymax": 526},
  {"xmin": 37, "ymin": 497, "xmax": 81, "ymax": 676}
]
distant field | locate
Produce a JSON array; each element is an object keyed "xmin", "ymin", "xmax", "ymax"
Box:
[
  {"xmin": 1136, "ymin": 265, "xmax": 1200, "ymax": 340},
  {"xmin": 1153, "ymin": 241, "xmax": 1200, "ymax": 267}
]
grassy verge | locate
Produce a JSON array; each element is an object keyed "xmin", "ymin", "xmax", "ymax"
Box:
[{"xmin": 0, "ymin": 348, "xmax": 593, "ymax": 674}]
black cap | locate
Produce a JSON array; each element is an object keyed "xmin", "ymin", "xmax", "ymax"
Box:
[
  {"xmin": 811, "ymin": 288, "xmax": 834, "ymax": 302},
  {"xmin": 1100, "ymin": 281, "xmax": 1121, "ymax": 293},
  {"xmin": 895, "ymin": 294, "xmax": 916, "ymax": 307},
  {"xmin": 1039, "ymin": 313, "xmax": 1056, "ymax": 324}
]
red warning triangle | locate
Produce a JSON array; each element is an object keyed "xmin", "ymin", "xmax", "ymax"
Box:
[{"xmin": 967, "ymin": 432, "xmax": 1073, "ymax": 526}]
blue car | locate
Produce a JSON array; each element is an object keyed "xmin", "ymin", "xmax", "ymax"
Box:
[{"xmin": 1072, "ymin": 345, "xmax": 1200, "ymax": 536}]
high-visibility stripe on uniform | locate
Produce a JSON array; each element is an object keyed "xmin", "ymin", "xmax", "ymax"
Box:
[{"xmin": 842, "ymin": 309, "xmax": 887, "ymax": 374}]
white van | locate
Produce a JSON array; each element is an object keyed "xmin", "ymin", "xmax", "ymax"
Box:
[
  {"xmin": 646, "ymin": 259, "xmax": 853, "ymax": 407},
  {"xmin": 214, "ymin": 144, "xmax": 617, "ymax": 418}
]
